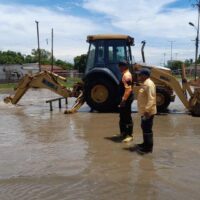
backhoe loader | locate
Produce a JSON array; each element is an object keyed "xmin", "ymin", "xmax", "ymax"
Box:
[{"xmin": 3, "ymin": 34, "xmax": 200, "ymax": 116}]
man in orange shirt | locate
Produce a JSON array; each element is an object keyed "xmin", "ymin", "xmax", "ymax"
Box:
[
  {"xmin": 136, "ymin": 68, "xmax": 157, "ymax": 154},
  {"xmin": 117, "ymin": 61, "xmax": 134, "ymax": 143}
]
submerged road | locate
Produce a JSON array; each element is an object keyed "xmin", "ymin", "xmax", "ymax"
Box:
[{"xmin": 0, "ymin": 89, "xmax": 200, "ymax": 200}]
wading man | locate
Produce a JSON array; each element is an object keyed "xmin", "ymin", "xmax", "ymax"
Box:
[
  {"xmin": 136, "ymin": 68, "xmax": 157, "ymax": 154},
  {"xmin": 117, "ymin": 60, "xmax": 134, "ymax": 143}
]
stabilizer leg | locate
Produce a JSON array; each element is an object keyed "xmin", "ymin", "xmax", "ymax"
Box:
[{"xmin": 64, "ymin": 92, "xmax": 85, "ymax": 114}]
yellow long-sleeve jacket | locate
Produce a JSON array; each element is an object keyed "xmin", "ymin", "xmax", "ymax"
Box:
[{"xmin": 137, "ymin": 78, "xmax": 157, "ymax": 116}]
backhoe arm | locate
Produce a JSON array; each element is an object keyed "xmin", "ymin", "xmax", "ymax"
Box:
[
  {"xmin": 150, "ymin": 68, "xmax": 190, "ymax": 109},
  {"xmin": 4, "ymin": 74, "xmax": 34, "ymax": 104},
  {"xmin": 4, "ymin": 71, "xmax": 78, "ymax": 104}
]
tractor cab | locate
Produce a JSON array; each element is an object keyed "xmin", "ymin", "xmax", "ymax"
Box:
[
  {"xmin": 83, "ymin": 35, "xmax": 134, "ymax": 112},
  {"xmin": 85, "ymin": 35, "xmax": 134, "ymax": 79}
]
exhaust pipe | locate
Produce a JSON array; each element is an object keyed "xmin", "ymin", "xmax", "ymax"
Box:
[{"xmin": 141, "ymin": 40, "xmax": 146, "ymax": 63}]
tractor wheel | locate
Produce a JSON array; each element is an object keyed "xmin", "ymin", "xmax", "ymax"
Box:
[
  {"xmin": 156, "ymin": 88, "xmax": 171, "ymax": 112},
  {"xmin": 84, "ymin": 78, "xmax": 119, "ymax": 112},
  {"xmin": 190, "ymin": 102, "xmax": 200, "ymax": 116},
  {"xmin": 189, "ymin": 94, "xmax": 200, "ymax": 116}
]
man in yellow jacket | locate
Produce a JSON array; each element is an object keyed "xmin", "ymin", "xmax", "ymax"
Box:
[{"xmin": 136, "ymin": 68, "xmax": 157, "ymax": 154}]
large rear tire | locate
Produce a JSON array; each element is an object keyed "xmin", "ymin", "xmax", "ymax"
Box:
[
  {"xmin": 156, "ymin": 88, "xmax": 171, "ymax": 112},
  {"xmin": 84, "ymin": 78, "xmax": 119, "ymax": 112},
  {"xmin": 190, "ymin": 102, "xmax": 200, "ymax": 116},
  {"xmin": 189, "ymin": 95, "xmax": 200, "ymax": 116}
]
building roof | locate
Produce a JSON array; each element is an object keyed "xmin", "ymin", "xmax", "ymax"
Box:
[
  {"xmin": 188, "ymin": 64, "xmax": 200, "ymax": 70},
  {"xmin": 41, "ymin": 65, "xmax": 63, "ymax": 71}
]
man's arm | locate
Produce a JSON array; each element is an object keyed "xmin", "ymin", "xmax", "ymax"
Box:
[
  {"xmin": 144, "ymin": 84, "xmax": 156, "ymax": 117},
  {"xmin": 119, "ymin": 75, "xmax": 133, "ymax": 107},
  {"xmin": 122, "ymin": 86, "xmax": 132, "ymax": 101}
]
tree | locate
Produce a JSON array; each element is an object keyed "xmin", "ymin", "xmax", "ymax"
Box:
[
  {"xmin": 55, "ymin": 59, "xmax": 73, "ymax": 70},
  {"xmin": 167, "ymin": 60, "xmax": 183, "ymax": 71},
  {"xmin": 184, "ymin": 59, "xmax": 193, "ymax": 68},
  {"xmin": 0, "ymin": 49, "xmax": 75, "ymax": 71},
  {"xmin": 74, "ymin": 54, "xmax": 87, "ymax": 73},
  {"xmin": 31, "ymin": 49, "xmax": 52, "ymax": 65},
  {"xmin": 24, "ymin": 55, "xmax": 36, "ymax": 63},
  {"xmin": 0, "ymin": 51, "xmax": 24, "ymax": 64}
]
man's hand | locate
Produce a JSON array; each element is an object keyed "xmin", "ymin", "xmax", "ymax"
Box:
[
  {"xmin": 118, "ymin": 100, "xmax": 126, "ymax": 108},
  {"xmin": 144, "ymin": 111, "xmax": 150, "ymax": 118}
]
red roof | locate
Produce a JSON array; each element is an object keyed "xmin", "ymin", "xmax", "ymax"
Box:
[{"xmin": 41, "ymin": 65, "xmax": 63, "ymax": 71}]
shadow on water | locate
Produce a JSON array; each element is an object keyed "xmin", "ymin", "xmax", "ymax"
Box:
[{"xmin": 104, "ymin": 135, "xmax": 125, "ymax": 143}]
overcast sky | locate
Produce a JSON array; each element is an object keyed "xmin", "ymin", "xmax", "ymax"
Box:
[{"xmin": 0, "ymin": 0, "xmax": 199, "ymax": 65}]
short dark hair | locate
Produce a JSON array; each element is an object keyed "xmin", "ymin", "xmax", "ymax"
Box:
[
  {"xmin": 138, "ymin": 68, "xmax": 150, "ymax": 77},
  {"xmin": 118, "ymin": 60, "xmax": 129, "ymax": 67}
]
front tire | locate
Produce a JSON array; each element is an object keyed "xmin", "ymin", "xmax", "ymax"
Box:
[
  {"xmin": 156, "ymin": 88, "xmax": 171, "ymax": 112},
  {"xmin": 84, "ymin": 78, "xmax": 119, "ymax": 112}
]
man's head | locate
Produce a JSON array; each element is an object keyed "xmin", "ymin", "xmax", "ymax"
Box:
[
  {"xmin": 118, "ymin": 60, "xmax": 129, "ymax": 73},
  {"xmin": 138, "ymin": 68, "xmax": 150, "ymax": 82}
]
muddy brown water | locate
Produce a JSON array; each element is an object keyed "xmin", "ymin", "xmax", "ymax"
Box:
[{"xmin": 0, "ymin": 89, "xmax": 200, "ymax": 200}]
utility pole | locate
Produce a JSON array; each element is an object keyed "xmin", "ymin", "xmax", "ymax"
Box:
[
  {"xmin": 35, "ymin": 21, "xmax": 41, "ymax": 72},
  {"xmin": 194, "ymin": 0, "xmax": 200, "ymax": 80},
  {"xmin": 168, "ymin": 41, "xmax": 175, "ymax": 68},
  {"xmin": 51, "ymin": 28, "xmax": 54, "ymax": 72},
  {"xmin": 163, "ymin": 53, "xmax": 166, "ymax": 67}
]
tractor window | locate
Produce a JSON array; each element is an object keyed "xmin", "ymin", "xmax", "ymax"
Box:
[
  {"xmin": 126, "ymin": 46, "xmax": 131, "ymax": 62},
  {"xmin": 108, "ymin": 46, "xmax": 114, "ymax": 62},
  {"xmin": 116, "ymin": 46, "xmax": 126, "ymax": 61},
  {"xmin": 108, "ymin": 45, "xmax": 126, "ymax": 63},
  {"xmin": 86, "ymin": 43, "xmax": 96, "ymax": 71},
  {"xmin": 97, "ymin": 41, "xmax": 105, "ymax": 64},
  {"xmin": 107, "ymin": 40, "xmax": 127, "ymax": 63}
]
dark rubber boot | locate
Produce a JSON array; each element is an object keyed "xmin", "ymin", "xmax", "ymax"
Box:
[
  {"xmin": 136, "ymin": 133, "xmax": 153, "ymax": 154},
  {"xmin": 136, "ymin": 132, "xmax": 145, "ymax": 148}
]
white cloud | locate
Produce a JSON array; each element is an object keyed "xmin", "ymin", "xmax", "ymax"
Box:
[
  {"xmin": 0, "ymin": 1, "xmax": 198, "ymax": 65},
  {"xmin": 83, "ymin": 0, "xmax": 198, "ymax": 64},
  {"xmin": 0, "ymin": 4, "xmax": 102, "ymax": 62},
  {"xmin": 83, "ymin": 0, "xmax": 195, "ymax": 38}
]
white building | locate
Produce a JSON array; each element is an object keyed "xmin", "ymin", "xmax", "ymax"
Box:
[
  {"xmin": 187, "ymin": 64, "xmax": 200, "ymax": 76},
  {"xmin": 0, "ymin": 63, "xmax": 39, "ymax": 82}
]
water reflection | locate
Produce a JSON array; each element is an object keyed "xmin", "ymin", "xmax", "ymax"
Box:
[
  {"xmin": 131, "ymin": 156, "xmax": 158, "ymax": 200},
  {"xmin": 0, "ymin": 90, "xmax": 200, "ymax": 200}
]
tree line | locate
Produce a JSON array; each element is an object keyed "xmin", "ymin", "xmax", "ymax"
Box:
[
  {"xmin": 0, "ymin": 49, "xmax": 87, "ymax": 73},
  {"xmin": 167, "ymin": 59, "xmax": 193, "ymax": 71},
  {"xmin": 0, "ymin": 49, "xmax": 196, "ymax": 73}
]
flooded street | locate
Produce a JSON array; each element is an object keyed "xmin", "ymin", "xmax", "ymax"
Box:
[{"xmin": 0, "ymin": 89, "xmax": 200, "ymax": 200}]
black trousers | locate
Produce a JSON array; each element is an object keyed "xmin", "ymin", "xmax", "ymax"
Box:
[
  {"xmin": 141, "ymin": 115, "xmax": 154, "ymax": 134},
  {"xmin": 119, "ymin": 98, "xmax": 133, "ymax": 137},
  {"xmin": 141, "ymin": 115, "xmax": 154, "ymax": 149}
]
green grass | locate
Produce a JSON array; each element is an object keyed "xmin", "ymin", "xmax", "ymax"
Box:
[
  {"xmin": 0, "ymin": 77, "xmax": 82, "ymax": 90},
  {"xmin": 173, "ymin": 74, "xmax": 196, "ymax": 80},
  {"xmin": 60, "ymin": 77, "xmax": 82, "ymax": 88},
  {"xmin": 0, "ymin": 83, "xmax": 17, "ymax": 89}
]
